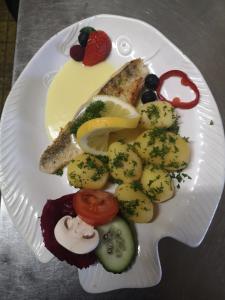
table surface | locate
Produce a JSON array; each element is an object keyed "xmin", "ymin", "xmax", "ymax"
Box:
[{"xmin": 1, "ymin": 0, "xmax": 225, "ymax": 299}]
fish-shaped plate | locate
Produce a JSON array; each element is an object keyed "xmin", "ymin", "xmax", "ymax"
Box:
[{"xmin": 0, "ymin": 14, "xmax": 225, "ymax": 293}]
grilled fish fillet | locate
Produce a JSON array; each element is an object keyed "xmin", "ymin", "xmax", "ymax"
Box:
[{"xmin": 40, "ymin": 58, "xmax": 148, "ymax": 174}]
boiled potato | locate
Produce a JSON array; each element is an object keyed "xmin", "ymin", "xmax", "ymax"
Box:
[
  {"xmin": 134, "ymin": 130, "xmax": 190, "ymax": 170},
  {"xmin": 164, "ymin": 132, "xmax": 191, "ymax": 171},
  {"xmin": 67, "ymin": 153, "xmax": 108, "ymax": 189},
  {"xmin": 138, "ymin": 101, "xmax": 176, "ymax": 129},
  {"xmin": 141, "ymin": 165, "xmax": 174, "ymax": 203},
  {"xmin": 108, "ymin": 142, "xmax": 142, "ymax": 183},
  {"xmin": 115, "ymin": 183, "xmax": 154, "ymax": 223},
  {"xmin": 134, "ymin": 129, "xmax": 168, "ymax": 165}
]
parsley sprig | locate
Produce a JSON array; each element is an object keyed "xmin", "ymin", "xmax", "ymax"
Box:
[{"xmin": 70, "ymin": 101, "xmax": 105, "ymax": 135}]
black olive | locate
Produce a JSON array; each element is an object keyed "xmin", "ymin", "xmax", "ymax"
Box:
[
  {"xmin": 144, "ymin": 74, "xmax": 159, "ymax": 90},
  {"xmin": 78, "ymin": 31, "xmax": 89, "ymax": 47},
  {"xmin": 141, "ymin": 90, "xmax": 157, "ymax": 103}
]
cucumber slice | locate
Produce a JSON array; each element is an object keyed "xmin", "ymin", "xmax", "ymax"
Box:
[{"xmin": 96, "ymin": 217, "xmax": 136, "ymax": 273}]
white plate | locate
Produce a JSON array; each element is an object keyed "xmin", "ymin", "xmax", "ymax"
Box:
[{"xmin": 0, "ymin": 14, "xmax": 225, "ymax": 293}]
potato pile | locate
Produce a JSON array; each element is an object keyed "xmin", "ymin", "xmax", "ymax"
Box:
[{"xmin": 67, "ymin": 101, "xmax": 191, "ymax": 224}]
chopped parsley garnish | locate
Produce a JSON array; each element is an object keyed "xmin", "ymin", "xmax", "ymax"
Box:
[
  {"xmin": 72, "ymin": 155, "xmax": 108, "ymax": 182},
  {"xmin": 133, "ymin": 141, "xmax": 141, "ymax": 148},
  {"xmin": 146, "ymin": 105, "xmax": 160, "ymax": 121},
  {"xmin": 70, "ymin": 101, "xmax": 105, "ymax": 135},
  {"xmin": 124, "ymin": 169, "xmax": 135, "ymax": 177},
  {"xmin": 119, "ymin": 199, "xmax": 140, "ymax": 216},
  {"xmin": 183, "ymin": 137, "xmax": 190, "ymax": 142},
  {"xmin": 77, "ymin": 161, "xmax": 84, "ymax": 169},
  {"xmin": 147, "ymin": 180, "xmax": 154, "ymax": 188},
  {"xmin": 111, "ymin": 152, "xmax": 128, "ymax": 168},
  {"xmin": 147, "ymin": 128, "xmax": 168, "ymax": 146},
  {"xmin": 173, "ymin": 145, "xmax": 179, "ymax": 153},
  {"xmin": 168, "ymin": 135, "xmax": 176, "ymax": 144},
  {"xmin": 130, "ymin": 181, "xmax": 143, "ymax": 192},
  {"xmin": 86, "ymin": 157, "xmax": 97, "ymax": 169},
  {"xmin": 165, "ymin": 161, "xmax": 182, "ymax": 169},
  {"xmin": 95, "ymin": 155, "xmax": 109, "ymax": 165},
  {"xmin": 91, "ymin": 166, "xmax": 107, "ymax": 181},
  {"xmin": 149, "ymin": 182, "xmax": 164, "ymax": 195},
  {"xmin": 127, "ymin": 143, "xmax": 136, "ymax": 151},
  {"xmin": 131, "ymin": 160, "xmax": 137, "ymax": 167},
  {"xmin": 143, "ymin": 206, "xmax": 150, "ymax": 211},
  {"xmin": 55, "ymin": 168, "xmax": 63, "ymax": 176},
  {"xmin": 168, "ymin": 115, "xmax": 180, "ymax": 134},
  {"xmin": 170, "ymin": 171, "xmax": 192, "ymax": 188},
  {"xmin": 150, "ymin": 144, "xmax": 170, "ymax": 159}
]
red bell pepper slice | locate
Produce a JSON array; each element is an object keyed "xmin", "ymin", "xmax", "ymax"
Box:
[{"xmin": 156, "ymin": 70, "xmax": 200, "ymax": 109}]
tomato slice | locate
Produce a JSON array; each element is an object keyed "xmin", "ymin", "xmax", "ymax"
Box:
[{"xmin": 73, "ymin": 189, "xmax": 119, "ymax": 226}]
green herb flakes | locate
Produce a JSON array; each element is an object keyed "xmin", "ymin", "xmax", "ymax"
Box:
[
  {"xmin": 70, "ymin": 101, "xmax": 105, "ymax": 135},
  {"xmin": 119, "ymin": 199, "xmax": 140, "ymax": 216},
  {"xmin": 170, "ymin": 171, "xmax": 192, "ymax": 188},
  {"xmin": 130, "ymin": 181, "xmax": 143, "ymax": 192},
  {"xmin": 168, "ymin": 115, "xmax": 180, "ymax": 134},
  {"xmin": 55, "ymin": 169, "xmax": 63, "ymax": 176},
  {"xmin": 111, "ymin": 152, "xmax": 128, "ymax": 168}
]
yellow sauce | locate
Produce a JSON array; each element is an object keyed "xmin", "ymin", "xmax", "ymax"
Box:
[{"xmin": 45, "ymin": 59, "xmax": 115, "ymax": 140}]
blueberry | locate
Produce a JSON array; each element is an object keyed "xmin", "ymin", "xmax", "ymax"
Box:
[
  {"xmin": 78, "ymin": 31, "xmax": 89, "ymax": 47},
  {"xmin": 141, "ymin": 90, "xmax": 157, "ymax": 103},
  {"xmin": 80, "ymin": 26, "xmax": 96, "ymax": 34},
  {"xmin": 144, "ymin": 74, "xmax": 159, "ymax": 90}
]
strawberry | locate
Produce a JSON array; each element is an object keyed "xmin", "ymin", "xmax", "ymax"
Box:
[{"xmin": 83, "ymin": 30, "xmax": 112, "ymax": 66}]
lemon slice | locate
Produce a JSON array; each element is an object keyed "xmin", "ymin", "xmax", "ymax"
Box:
[
  {"xmin": 76, "ymin": 96, "xmax": 140, "ymax": 155},
  {"xmin": 91, "ymin": 95, "xmax": 139, "ymax": 119},
  {"xmin": 77, "ymin": 117, "xmax": 139, "ymax": 155}
]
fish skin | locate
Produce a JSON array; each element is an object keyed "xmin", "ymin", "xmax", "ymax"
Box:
[
  {"xmin": 39, "ymin": 122, "xmax": 82, "ymax": 174},
  {"xmin": 40, "ymin": 58, "xmax": 149, "ymax": 174}
]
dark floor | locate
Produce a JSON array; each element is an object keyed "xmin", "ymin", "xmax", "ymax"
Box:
[{"xmin": 0, "ymin": 0, "xmax": 17, "ymax": 114}]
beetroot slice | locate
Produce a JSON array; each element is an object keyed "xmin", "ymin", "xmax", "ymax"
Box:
[{"xmin": 40, "ymin": 193, "xmax": 97, "ymax": 268}]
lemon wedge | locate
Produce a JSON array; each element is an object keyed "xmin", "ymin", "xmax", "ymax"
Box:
[
  {"xmin": 77, "ymin": 117, "xmax": 139, "ymax": 155},
  {"xmin": 91, "ymin": 95, "xmax": 139, "ymax": 119},
  {"xmin": 76, "ymin": 96, "xmax": 140, "ymax": 155}
]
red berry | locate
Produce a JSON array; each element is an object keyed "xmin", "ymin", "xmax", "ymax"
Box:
[
  {"xmin": 83, "ymin": 30, "xmax": 112, "ymax": 66},
  {"xmin": 70, "ymin": 45, "xmax": 85, "ymax": 61}
]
